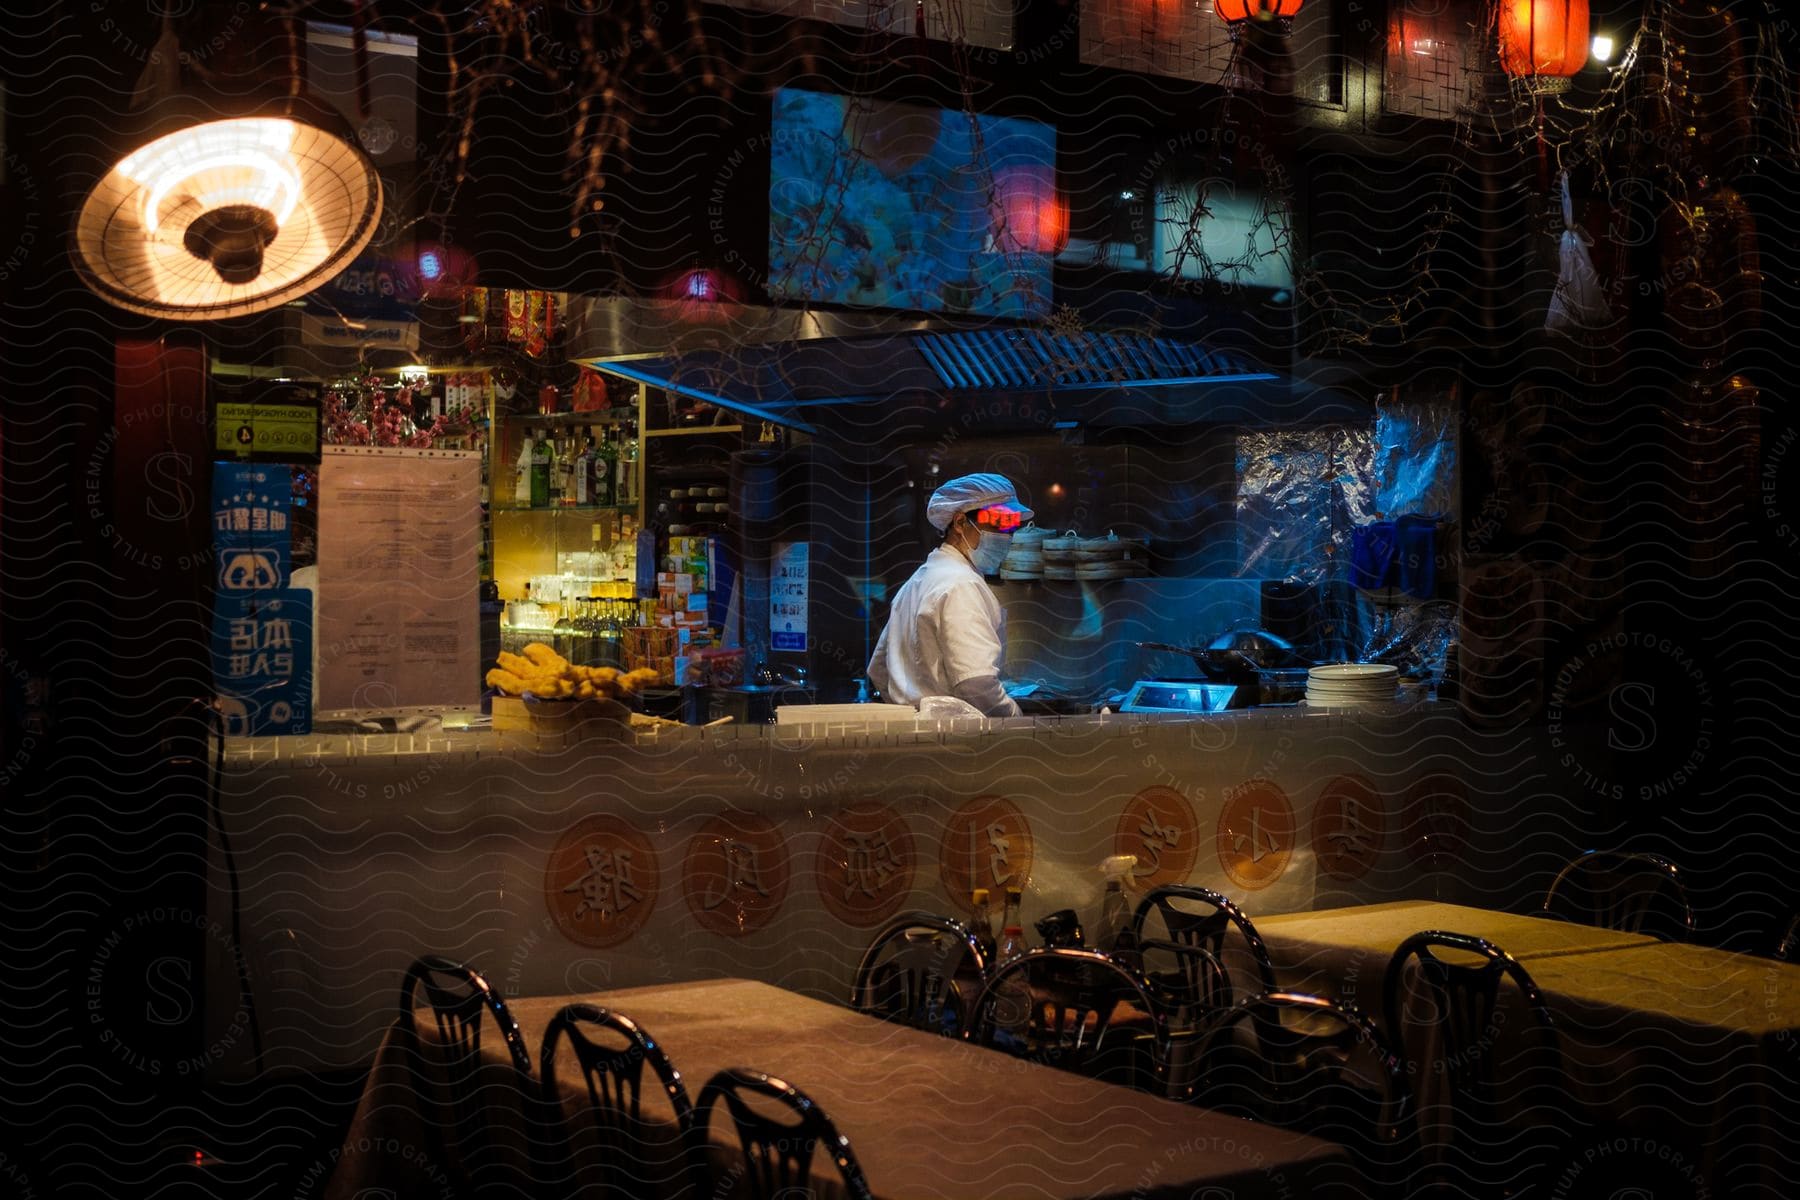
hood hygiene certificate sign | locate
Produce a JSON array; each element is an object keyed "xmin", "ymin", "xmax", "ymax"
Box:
[{"xmin": 315, "ymin": 446, "xmax": 481, "ymax": 717}]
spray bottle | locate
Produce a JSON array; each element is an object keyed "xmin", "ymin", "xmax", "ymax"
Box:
[{"xmin": 1095, "ymin": 854, "xmax": 1139, "ymax": 964}]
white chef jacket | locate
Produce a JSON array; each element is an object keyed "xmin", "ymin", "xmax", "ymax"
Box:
[{"xmin": 868, "ymin": 545, "xmax": 1020, "ymax": 717}]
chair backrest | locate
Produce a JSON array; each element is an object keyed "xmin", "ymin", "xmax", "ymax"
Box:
[
  {"xmin": 1541, "ymin": 850, "xmax": 1696, "ymax": 940},
  {"xmin": 691, "ymin": 1067, "xmax": 872, "ymax": 1200},
  {"xmin": 968, "ymin": 947, "xmax": 1167, "ymax": 1089},
  {"xmin": 1776, "ymin": 912, "xmax": 1800, "ymax": 962},
  {"xmin": 1185, "ymin": 992, "xmax": 1412, "ymax": 1186},
  {"xmin": 1129, "ymin": 884, "xmax": 1278, "ymax": 1015},
  {"xmin": 397, "ymin": 955, "xmax": 534, "ymax": 1189},
  {"xmin": 398, "ymin": 954, "xmax": 532, "ymax": 1076},
  {"xmin": 541, "ymin": 1003, "xmax": 694, "ymax": 1194},
  {"xmin": 1384, "ymin": 930, "xmax": 1564, "ymax": 1194},
  {"xmin": 850, "ymin": 911, "xmax": 987, "ymax": 1037}
]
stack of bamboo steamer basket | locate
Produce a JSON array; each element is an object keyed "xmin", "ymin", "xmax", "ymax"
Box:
[
  {"xmin": 1038, "ymin": 531, "xmax": 1152, "ymax": 581},
  {"xmin": 998, "ymin": 523, "xmax": 1047, "ymax": 580}
]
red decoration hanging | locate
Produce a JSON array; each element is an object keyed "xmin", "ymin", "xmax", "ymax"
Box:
[
  {"xmin": 1499, "ymin": 0, "xmax": 1589, "ymax": 93},
  {"xmin": 991, "ymin": 167, "xmax": 1069, "ymax": 256},
  {"xmin": 1213, "ymin": 0, "xmax": 1304, "ymax": 23}
]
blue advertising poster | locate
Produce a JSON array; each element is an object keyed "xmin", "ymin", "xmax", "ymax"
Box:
[
  {"xmin": 771, "ymin": 541, "xmax": 808, "ymax": 652},
  {"xmin": 211, "ymin": 461, "xmax": 309, "ymax": 734},
  {"xmin": 210, "ymin": 589, "xmax": 313, "ymax": 736},
  {"xmin": 212, "ymin": 462, "xmax": 292, "ymax": 591}
]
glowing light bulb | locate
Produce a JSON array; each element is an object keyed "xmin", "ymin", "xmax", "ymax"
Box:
[
  {"xmin": 1591, "ymin": 34, "xmax": 1614, "ymax": 62},
  {"xmin": 120, "ymin": 119, "xmax": 304, "ymax": 235}
]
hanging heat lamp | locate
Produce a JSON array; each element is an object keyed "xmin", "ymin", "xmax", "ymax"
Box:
[
  {"xmin": 1499, "ymin": 0, "xmax": 1590, "ymax": 94},
  {"xmin": 72, "ymin": 88, "xmax": 383, "ymax": 320}
]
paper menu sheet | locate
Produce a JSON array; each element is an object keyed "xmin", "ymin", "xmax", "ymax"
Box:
[{"xmin": 316, "ymin": 446, "xmax": 480, "ymax": 716}]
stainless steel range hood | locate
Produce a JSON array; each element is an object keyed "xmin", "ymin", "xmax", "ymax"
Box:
[{"xmin": 568, "ymin": 297, "xmax": 1367, "ymax": 436}]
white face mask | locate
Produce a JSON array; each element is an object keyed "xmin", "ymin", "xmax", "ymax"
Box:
[{"xmin": 971, "ymin": 528, "xmax": 1011, "ymax": 574}]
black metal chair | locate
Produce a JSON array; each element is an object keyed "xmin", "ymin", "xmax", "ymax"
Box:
[
  {"xmin": 1540, "ymin": 849, "xmax": 1696, "ymax": 940},
  {"xmin": 1383, "ymin": 931, "xmax": 1566, "ymax": 1199},
  {"xmin": 397, "ymin": 955, "xmax": 534, "ymax": 1192},
  {"xmin": 539, "ymin": 1003, "xmax": 696, "ymax": 1199},
  {"xmin": 690, "ymin": 1067, "xmax": 873, "ymax": 1200},
  {"xmin": 1128, "ymin": 884, "xmax": 1279, "ymax": 1022},
  {"xmin": 849, "ymin": 911, "xmax": 988, "ymax": 1038},
  {"xmin": 1185, "ymin": 991, "xmax": 1413, "ymax": 1188},
  {"xmin": 1772, "ymin": 911, "xmax": 1799, "ymax": 961},
  {"xmin": 967, "ymin": 946, "xmax": 1168, "ymax": 1091}
]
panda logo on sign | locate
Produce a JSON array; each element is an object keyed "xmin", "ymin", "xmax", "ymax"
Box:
[{"xmin": 219, "ymin": 551, "xmax": 280, "ymax": 591}]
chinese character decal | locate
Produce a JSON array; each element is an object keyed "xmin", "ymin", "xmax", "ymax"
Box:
[
  {"xmin": 1115, "ymin": 787, "xmax": 1199, "ymax": 889},
  {"xmin": 563, "ymin": 845, "xmax": 645, "ymax": 921},
  {"xmin": 938, "ymin": 795, "xmax": 1035, "ymax": 911},
  {"xmin": 683, "ymin": 812, "xmax": 790, "ymax": 937},
  {"xmin": 1312, "ymin": 775, "xmax": 1387, "ymax": 882},
  {"xmin": 1216, "ymin": 781, "xmax": 1297, "ymax": 891},
  {"xmin": 546, "ymin": 815, "xmax": 660, "ymax": 949},
  {"xmin": 816, "ymin": 802, "xmax": 915, "ymax": 927}
]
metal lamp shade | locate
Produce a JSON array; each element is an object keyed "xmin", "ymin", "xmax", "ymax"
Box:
[{"xmin": 72, "ymin": 90, "xmax": 382, "ymax": 320}]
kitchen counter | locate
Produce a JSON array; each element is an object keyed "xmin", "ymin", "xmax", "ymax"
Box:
[{"xmin": 206, "ymin": 701, "xmax": 1609, "ymax": 1078}]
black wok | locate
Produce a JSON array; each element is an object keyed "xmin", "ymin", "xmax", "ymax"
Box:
[{"xmin": 1136, "ymin": 630, "xmax": 1309, "ymax": 682}]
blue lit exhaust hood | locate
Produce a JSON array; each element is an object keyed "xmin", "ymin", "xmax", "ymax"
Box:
[{"xmin": 583, "ymin": 327, "xmax": 1364, "ymax": 436}]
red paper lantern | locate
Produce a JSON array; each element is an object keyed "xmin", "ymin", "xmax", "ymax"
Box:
[
  {"xmin": 1214, "ymin": 0, "xmax": 1304, "ymax": 23},
  {"xmin": 1499, "ymin": 0, "xmax": 1590, "ymax": 93},
  {"xmin": 992, "ymin": 167, "xmax": 1069, "ymax": 257}
]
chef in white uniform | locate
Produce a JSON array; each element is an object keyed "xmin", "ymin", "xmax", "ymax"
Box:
[{"xmin": 868, "ymin": 473, "xmax": 1032, "ymax": 717}]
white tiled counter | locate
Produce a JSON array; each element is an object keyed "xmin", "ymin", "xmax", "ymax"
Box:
[{"xmin": 206, "ymin": 703, "xmax": 1607, "ymax": 1076}]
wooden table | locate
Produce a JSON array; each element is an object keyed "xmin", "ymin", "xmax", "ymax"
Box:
[
  {"xmin": 1229, "ymin": 900, "xmax": 1800, "ymax": 1199},
  {"xmin": 325, "ymin": 977, "xmax": 1362, "ymax": 1200},
  {"xmin": 1522, "ymin": 942, "xmax": 1800, "ymax": 1198}
]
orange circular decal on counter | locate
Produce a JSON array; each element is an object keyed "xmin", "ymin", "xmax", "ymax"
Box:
[
  {"xmin": 1115, "ymin": 786, "xmax": 1200, "ymax": 889},
  {"xmin": 1401, "ymin": 773, "xmax": 1470, "ymax": 869},
  {"xmin": 683, "ymin": 811, "xmax": 791, "ymax": 937},
  {"xmin": 545, "ymin": 814, "xmax": 660, "ymax": 949},
  {"xmin": 939, "ymin": 795, "xmax": 1034, "ymax": 910},
  {"xmin": 815, "ymin": 803, "xmax": 916, "ymax": 927},
  {"xmin": 1216, "ymin": 780, "xmax": 1296, "ymax": 891},
  {"xmin": 1312, "ymin": 775, "xmax": 1387, "ymax": 882}
]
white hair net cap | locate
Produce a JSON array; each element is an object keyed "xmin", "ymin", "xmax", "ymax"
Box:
[{"xmin": 926, "ymin": 473, "xmax": 1033, "ymax": 532}]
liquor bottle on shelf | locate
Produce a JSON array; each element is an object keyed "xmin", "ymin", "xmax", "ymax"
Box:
[
  {"xmin": 595, "ymin": 601, "xmax": 623, "ymax": 669},
  {"xmin": 555, "ymin": 430, "xmax": 574, "ymax": 505},
  {"xmin": 574, "ymin": 432, "xmax": 596, "ymax": 506},
  {"xmin": 530, "ymin": 433, "xmax": 552, "ymax": 508},
  {"xmin": 515, "ymin": 434, "xmax": 535, "ymax": 506},
  {"xmin": 598, "ymin": 430, "xmax": 619, "ymax": 507},
  {"xmin": 620, "ymin": 431, "xmax": 639, "ymax": 504},
  {"xmin": 552, "ymin": 602, "xmax": 576, "ymax": 661}
]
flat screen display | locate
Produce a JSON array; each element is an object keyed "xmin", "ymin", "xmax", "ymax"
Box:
[{"xmin": 768, "ymin": 88, "xmax": 1056, "ymax": 319}]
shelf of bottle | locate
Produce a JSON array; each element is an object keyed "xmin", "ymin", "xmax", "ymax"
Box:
[
  {"xmin": 489, "ymin": 502, "xmax": 639, "ymax": 514},
  {"xmin": 510, "ymin": 410, "xmax": 638, "ymax": 426},
  {"xmin": 642, "ymin": 424, "xmax": 743, "ymax": 438}
]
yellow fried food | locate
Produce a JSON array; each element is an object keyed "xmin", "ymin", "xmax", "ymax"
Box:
[
  {"xmin": 485, "ymin": 668, "xmax": 527, "ymax": 695},
  {"xmin": 497, "ymin": 651, "xmax": 536, "ymax": 676},
  {"xmin": 522, "ymin": 642, "xmax": 567, "ymax": 670}
]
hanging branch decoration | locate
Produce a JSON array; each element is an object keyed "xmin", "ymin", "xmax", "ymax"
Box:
[{"xmin": 322, "ymin": 375, "xmax": 472, "ymax": 448}]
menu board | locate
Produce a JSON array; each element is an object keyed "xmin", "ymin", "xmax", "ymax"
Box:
[{"xmin": 315, "ymin": 447, "xmax": 480, "ymax": 716}]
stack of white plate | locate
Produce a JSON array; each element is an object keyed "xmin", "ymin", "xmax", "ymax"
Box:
[{"xmin": 1305, "ymin": 663, "xmax": 1399, "ymax": 707}]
